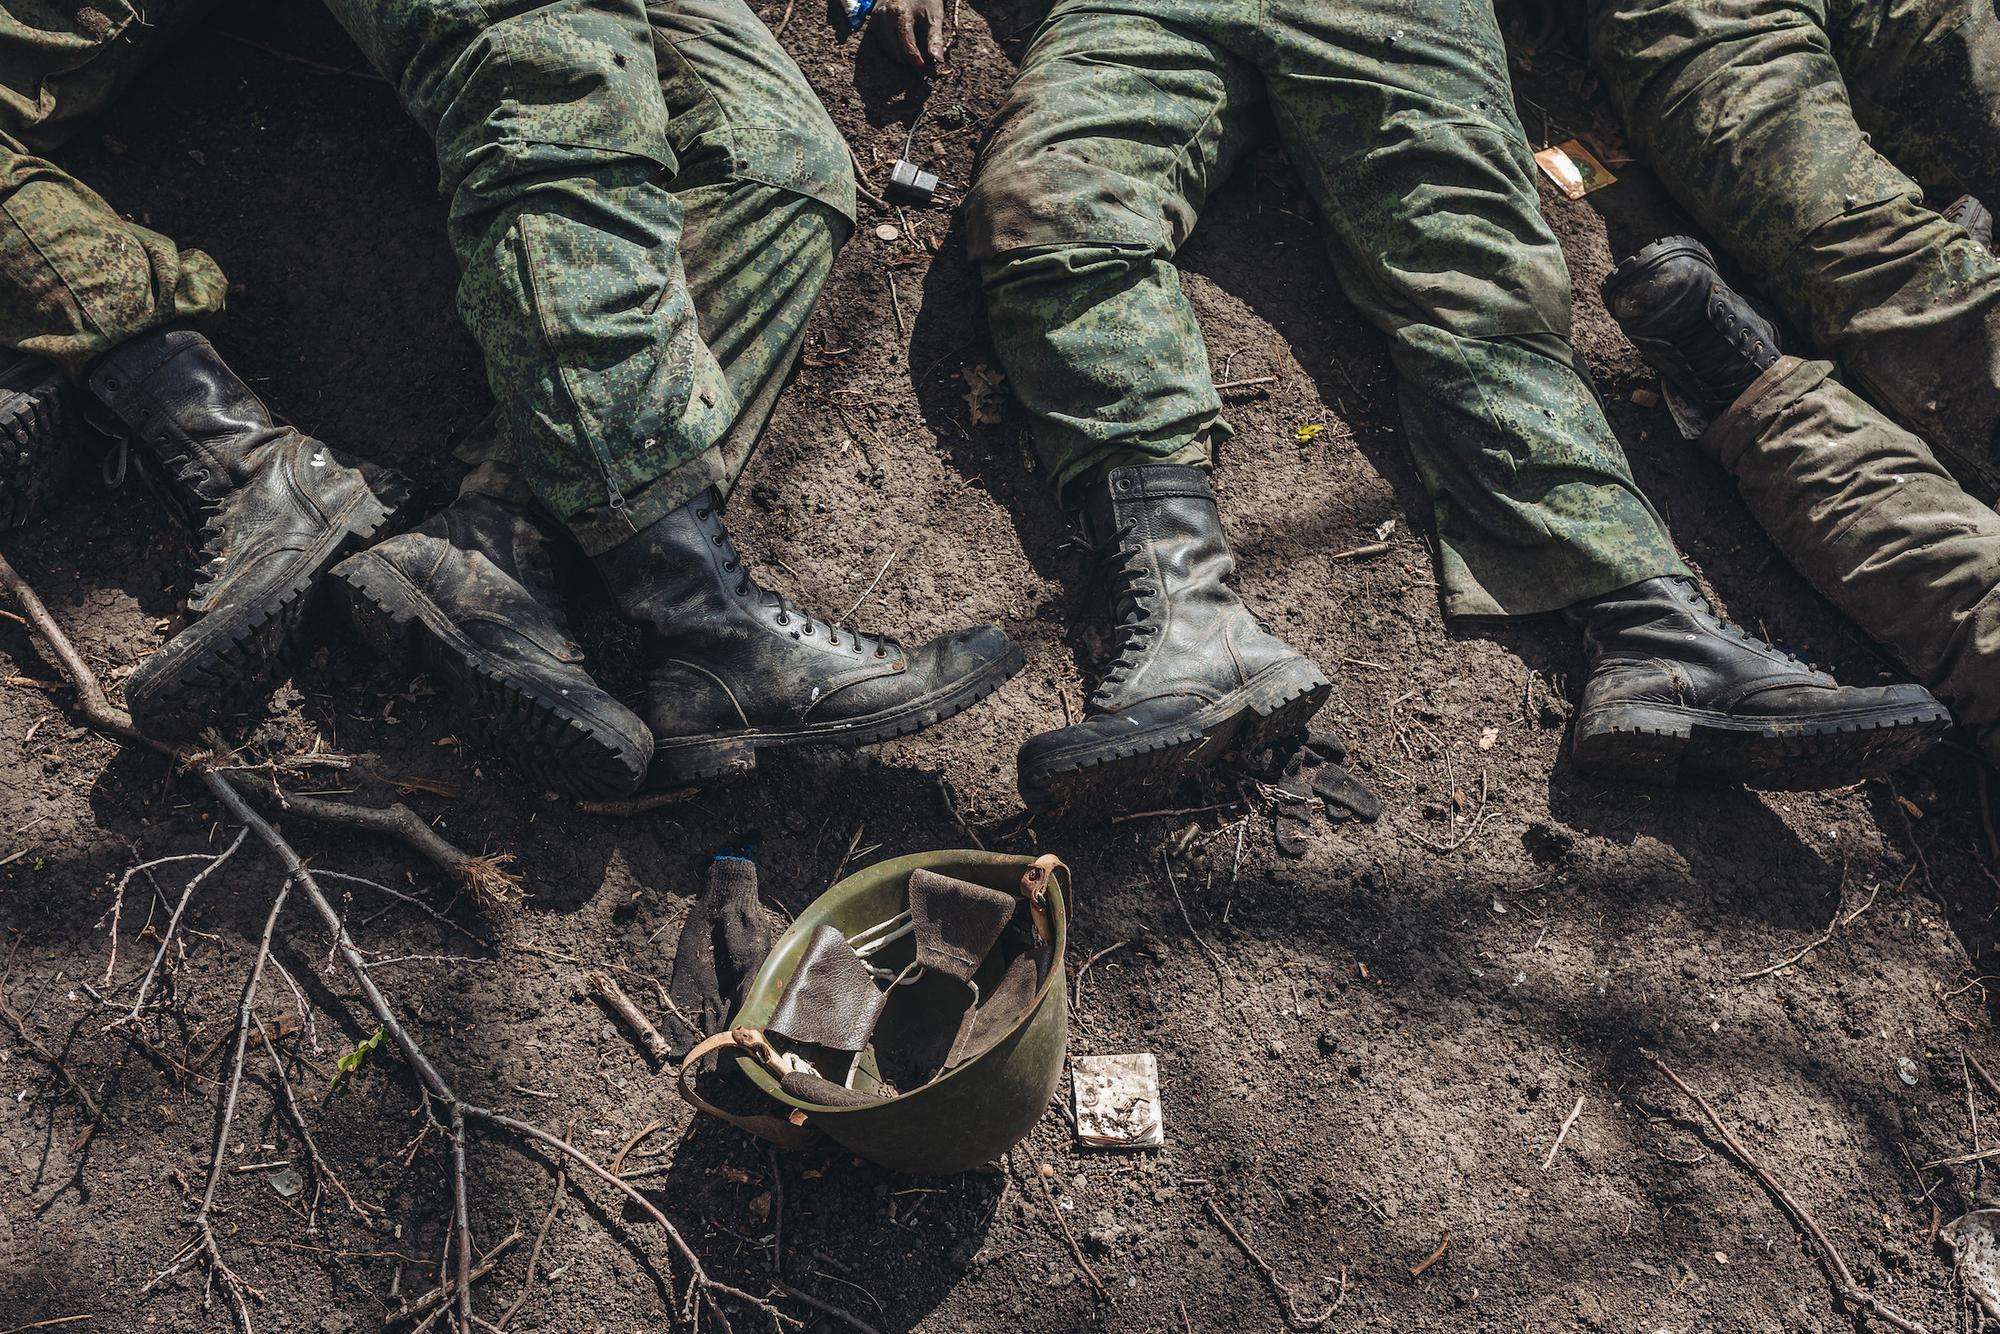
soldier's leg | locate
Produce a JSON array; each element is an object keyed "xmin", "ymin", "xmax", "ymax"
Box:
[
  {"xmin": 966, "ymin": 6, "xmax": 1331, "ymax": 810},
  {"xmin": 1271, "ymin": 0, "xmax": 1946, "ymax": 785},
  {"xmin": 331, "ymin": 0, "xmax": 1018, "ymax": 791},
  {"xmin": 324, "ymin": 0, "xmax": 739, "ymax": 553},
  {"xmin": 964, "ymin": 4, "xmax": 1263, "ymax": 502},
  {"xmin": 0, "ymin": 2, "xmax": 227, "ymax": 375},
  {"xmin": 640, "ymin": 0, "xmax": 855, "ymax": 508},
  {"xmin": 1589, "ymin": 0, "xmax": 2000, "ymax": 476},
  {"xmin": 1269, "ymin": 0, "xmax": 1683, "ymax": 618},
  {"xmin": 1705, "ymin": 356, "xmax": 2000, "ymax": 766}
]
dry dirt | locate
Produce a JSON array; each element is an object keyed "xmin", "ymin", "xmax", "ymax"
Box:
[{"xmin": 4, "ymin": 3, "xmax": 2000, "ymax": 1332}]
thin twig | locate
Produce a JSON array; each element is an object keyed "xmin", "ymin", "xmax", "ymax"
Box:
[
  {"xmin": 1072, "ymin": 939, "xmax": 1134, "ymax": 1017},
  {"xmin": 1162, "ymin": 852, "xmax": 1235, "ymax": 992},
  {"xmin": 1737, "ymin": 869, "xmax": 1890, "ymax": 982},
  {"xmin": 1649, "ymin": 1054, "xmax": 1930, "ymax": 1334},
  {"xmin": 585, "ymin": 970, "xmax": 674, "ymax": 1067},
  {"xmin": 0, "ymin": 987, "xmax": 103, "ymax": 1147},
  {"xmin": 1029, "ymin": 1161, "xmax": 1108, "ymax": 1303},
  {"xmin": 383, "ymin": 1229, "xmax": 524, "ymax": 1325},
  {"xmin": 255, "ymin": 1018, "xmax": 379, "ymax": 1222},
  {"xmin": 215, "ymin": 29, "xmax": 388, "ymax": 82},
  {"xmin": 838, "ymin": 550, "xmax": 899, "ymax": 625},
  {"xmin": 1541, "ymin": 1094, "xmax": 1585, "ymax": 1170},
  {"xmin": 772, "ymin": 1282, "xmax": 884, "ymax": 1334},
  {"xmin": 118, "ymin": 827, "xmax": 249, "ymax": 1022},
  {"xmin": 1203, "ymin": 1197, "xmax": 1335, "ymax": 1328},
  {"xmin": 141, "ymin": 873, "xmax": 293, "ymax": 1330},
  {"xmin": 495, "ymin": 1123, "xmax": 571, "ymax": 1332}
]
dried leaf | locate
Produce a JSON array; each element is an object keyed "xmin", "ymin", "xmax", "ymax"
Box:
[{"xmin": 963, "ymin": 363, "xmax": 1009, "ymax": 426}]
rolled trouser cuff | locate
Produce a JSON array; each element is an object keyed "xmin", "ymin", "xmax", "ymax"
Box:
[
  {"xmin": 563, "ymin": 449, "xmax": 731, "ymax": 556},
  {"xmin": 1704, "ymin": 352, "xmax": 2000, "ymax": 763}
]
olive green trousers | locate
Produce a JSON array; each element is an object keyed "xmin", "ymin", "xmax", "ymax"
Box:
[
  {"xmin": 0, "ymin": 0, "xmax": 852, "ymax": 554},
  {"xmin": 1592, "ymin": 0, "xmax": 2000, "ymax": 761},
  {"xmin": 968, "ymin": 0, "xmax": 1691, "ymax": 617},
  {"xmin": 0, "ymin": 0, "xmax": 227, "ymax": 376}
]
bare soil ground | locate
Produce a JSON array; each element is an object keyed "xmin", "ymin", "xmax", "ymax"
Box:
[{"xmin": 4, "ymin": 3, "xmax": 2000, "ymax": 1331}]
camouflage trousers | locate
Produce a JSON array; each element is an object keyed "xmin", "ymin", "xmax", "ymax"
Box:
[
  {"xmin": 323, "ymin": 0, "xmax": 855, "ymax": 553},
  {"xmin": 0, "ymin": 1, "xmax": 228, "ymax": 376},
  {"xmin": 966, "ymin": 0, "xmax": 1689, "ymax": 618},
  {"xmin": 1591, "ymin": 0, "xmax": 2000, "ymax": 762},
  {"xmin": 1591, "ymin": 0, "xmax": 2000, "ymax": 475}
]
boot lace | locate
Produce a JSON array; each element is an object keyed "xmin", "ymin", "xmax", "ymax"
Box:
[
  {"xmin": 1680, "ymin": 581, "xmax": 1808, "ymax": 671},
  {"xmin": 1089, "ymin": 521, "xmax": 1160, "ymax": 699},
  {"xmin": 694, "ymin": 502, "xmax": 899, "ymax": 660}
]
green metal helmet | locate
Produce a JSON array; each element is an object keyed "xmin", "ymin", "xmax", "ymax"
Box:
[{"xmin": 678, "ymin": 849, "xmax": 1070, "ymax": 1176}]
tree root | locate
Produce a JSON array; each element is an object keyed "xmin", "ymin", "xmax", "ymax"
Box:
[
  {"xmin": 1649, "ymin": 1054, "xmax": 1931, "ymax": 1334},
  {"xmin": 0, "ymin": 550, "xmax": 521, "ymax": 902},
  {"xmin": 3, "ymin": 550, "xmax": 787, "ymax": 1330}
]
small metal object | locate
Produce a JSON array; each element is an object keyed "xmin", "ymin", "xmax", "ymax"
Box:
[{"xmin": 888, "ymin": 158, "xmax": 939, "ymax": 205}]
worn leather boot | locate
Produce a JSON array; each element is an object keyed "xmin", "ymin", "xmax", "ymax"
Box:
[
  {"xmin": 596, "ymin": 488, "xmax": 1024, "ymax": 787},
  {"xmin": 0, "ymin": 351, "xmax": 80, "ymax": 528},
  {"xmin": 331, "ymin": 480, "xmax": 653, "ymax": 800},
  {"xmin": 88, "ymin": 329, "xmax": 412, "ymax": 738},
  {"xmin": 1602, "ymin": 236, "xmax": 1782, "ymax": 417},
  {"xmin": 1017, "ymin": 465, "xmax": 1331, "ymax": 809},
  {"xmin": 1571, "ymin": 576, "xmax": 1949, "ymax": 787},
  {"xmin": 1945, "ymin": 194, "xmax": 1996, "ymax": 254}
]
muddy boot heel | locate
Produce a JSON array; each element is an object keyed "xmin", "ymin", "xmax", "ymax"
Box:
[
  {"xmin": 328, "ymin": 552, "xmax": 427, "ymax": 674},
  {"xmin": 648, "ymin": 735, "xmax": 758, "ymax": 788}
]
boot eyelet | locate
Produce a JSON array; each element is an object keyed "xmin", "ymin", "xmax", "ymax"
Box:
[
  {"xmin": 776, "ymin": 612, "xmax": 789, "ymax": 625},
  {"xmin": 696, "ymin": 507, "xmax": 709, "ymax": 519},
  {"xmin": 802, "ymin": 624, "xmax": 814, "ymax": 635},
  {"xmin": 875, "ymin": 647, "xmax": 887, "ymax": 658},
  {"xmin": 723, "ymin": 559, "xmax": 737, "ymax": 571}
]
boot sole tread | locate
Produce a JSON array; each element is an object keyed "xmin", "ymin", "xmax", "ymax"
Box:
[
  {"xmin": 0, "ymin": 364, "xmax": 80, "ymax": 529},
  {"xmin": 1572, "ymin": 699, "xmax": 1951, "ymax": 789},
  {"xmin": 1020, "ymin": 660, "xmax": 1332, "ymax": 813},
  {"xmin": 330, "ymin": 552, "xmax": 649, "ymax": 801},
  {"xmin": 126, "ymin": 478, "xmax": 411, "ymax": 739},
  {"xmin": 644, "ymin": 642, "xmax": 1028, "ymax": 789}
]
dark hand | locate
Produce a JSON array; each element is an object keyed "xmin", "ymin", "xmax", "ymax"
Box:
[
  {"xmin": 665, "ymin": 852, "xmax": 779, "ymax": 1062},
  {"xmin": 874, "ymin": 0, "xmax": 946, "ymax": 72}
]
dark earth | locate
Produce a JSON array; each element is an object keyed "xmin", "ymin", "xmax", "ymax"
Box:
[{"xmin": 5, "ymin": 3, "xmax": 2000, "ymax": 1331}]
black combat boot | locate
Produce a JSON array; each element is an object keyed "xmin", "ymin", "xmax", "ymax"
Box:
[
  {"xmin": 1017, "ymin": 465, "xmax": 1331, "ymax": 809},
  {"xmin": 1945, "ymin": 194, "xmax": 1996, "ymax": 253},
  {"xmin": 1570, "ymin": 576, "xmax": 1949, "ymax": 787},
  {"xmin": 596, "ymin": 488, "xmax": 1025, "ymax": 787},
  {"xmin": 88, "ymin": 329, "xmax": 412, "ymax": 738},
  {"xmin": 1602, "ymin": 236, "xmax": 1782, "ymax": 417},
  {"xmin": 0, "ymin": 351, "xmax": 80, "ymax": 528},
  {"xmin": 331, "ymin": 478, "xmax": 654, "ymax": 800}
]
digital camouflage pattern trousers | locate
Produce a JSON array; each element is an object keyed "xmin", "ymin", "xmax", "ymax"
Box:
[
  {"xmin": 966, "ymin": 0, "xmax": 1690, "ymax": 618},
  {"xmin": 1589, "ymin": 0, "xmax": 2000, "ymax": 761},
  {"xmin": 0, "ymin": 0, "xmax": 853, "ymax": 555},
  {"xmin": 0, "ymin": 1, "xmax": 228, "ymax": 375}
]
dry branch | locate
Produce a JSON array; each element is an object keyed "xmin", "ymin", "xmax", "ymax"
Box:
[
  {"xmin": 1649, "ymin": 1055, "xmax": 1930, "ymax": 1334},
  {"xmin": 0, "ymin": 987, "xmax": 103, "ymax": 1148},
  {"xmin": 1203, "ymin": 1198, "xmax": 1335, "ymax": 1328},
  {"xmin": 585, "ymin": 969, "xmax": 674, "ymax": 1066},
  {"xmin": 4, "ymin": 515, "xmax": 782, "ymax": 1331}
]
